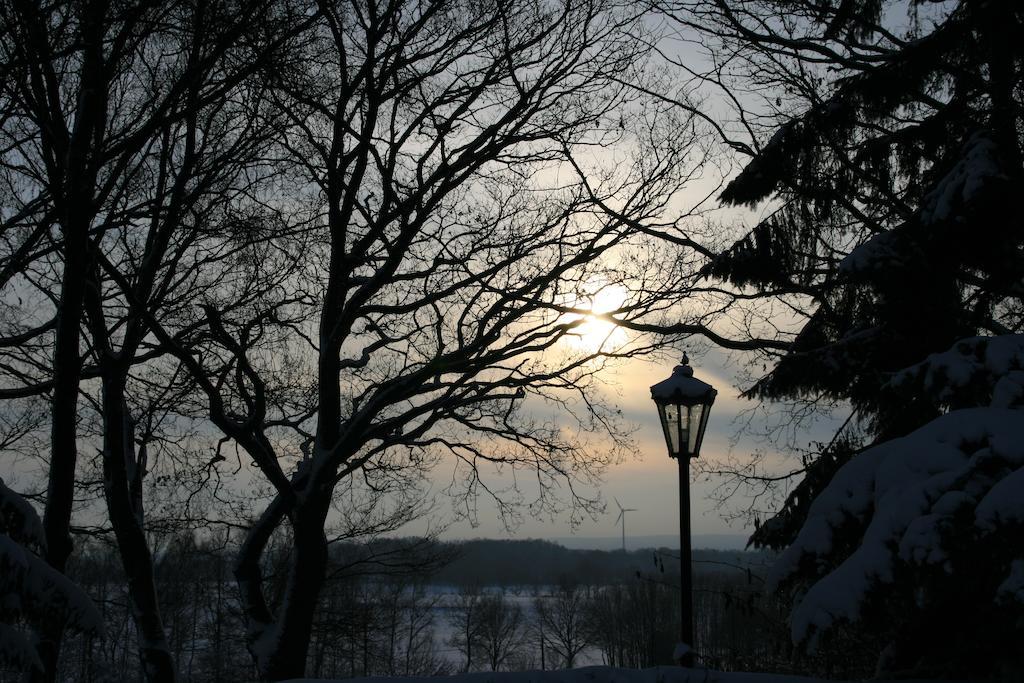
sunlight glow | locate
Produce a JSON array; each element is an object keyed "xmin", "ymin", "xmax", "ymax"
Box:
[{"xmin": 567, "ymin": 283, "xmax": 630, "ymax": 352}]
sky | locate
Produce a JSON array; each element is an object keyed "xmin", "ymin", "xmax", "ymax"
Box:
[
  {"xmin": 0, "ymin": 13, "xmax": 832, "ymax": 554},
  {"xmin": 435, "ymin": 344, "xmax": 839, "ymax": 546},
  {"xmin": 426, "ymin": 47, "xmax": 829, "ymax": 547}
]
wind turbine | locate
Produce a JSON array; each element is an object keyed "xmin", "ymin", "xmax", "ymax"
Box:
[{"xmin": 614, "ymin": 497, "xmax": 637, "ymax": 552}]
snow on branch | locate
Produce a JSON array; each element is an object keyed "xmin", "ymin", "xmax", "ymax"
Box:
[
  {"xmin": 769, "ymin": 406, "xmax": 1024, "ymax": 648},
  {"xmin": 0, "ymin": 480, "xmax": 103, "ymax": 670},
  {"xmin": 919, "ymin": 133, "xmax": 1007, "ymax": 226},
  {"xmin": 886, "ymin": 334, "xmax": 1024, "ymax": 410},
  {"xmin": 0, "ymin": 478, "xmax": 45, "ymax": 552}
]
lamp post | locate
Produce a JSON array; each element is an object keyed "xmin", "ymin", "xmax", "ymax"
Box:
[{"xmin": 650, "ymin": 354, "xmax": 716, "ymax": 666}]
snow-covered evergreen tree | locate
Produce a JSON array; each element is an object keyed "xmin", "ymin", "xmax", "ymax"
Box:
[
  {"xmin": 0, "ymin": 478, "xmax": 101, "ymax": 672},
  {"xmin": 705, "ymin": 0, "xmax": 1023, "ymax": 441},
  {"xmin": 675, "ymin": 0, "xmax": 1024, "ymax": 674},
  {"xmin": 770, "ymin": 336, "xmax": 1024, "ymax": 676}
]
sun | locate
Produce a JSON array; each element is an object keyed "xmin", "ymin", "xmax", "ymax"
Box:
[{"xmin": 567, "ymin": 282, "xmax": 630, "ymax": 352}]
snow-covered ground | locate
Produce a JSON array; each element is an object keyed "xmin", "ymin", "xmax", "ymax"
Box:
[
  {"xmin": 425, "ymin": 585, "xmax": 605, "ymax": 667},
  {"xmin": 285, "ymin": 664, "xmax": 960, "ymax": 683}
]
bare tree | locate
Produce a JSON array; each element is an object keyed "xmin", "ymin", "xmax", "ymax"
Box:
[
  {"xmin": 476, "ymin": 591, "xmax": 524, "ymax": 672},
  {"xmin": 126, "ymin": 0, "xmax": 713, "ymax": 678},
  {"xmin": 447, "ymin": 587, "xmax": 525, "ymax": 673},
  {"xmin": 3, "ymin": 0, "xmax": 718, "ymax": 679},
  {"xmin": 0, "ymin": 1, "xmax": 308, "ymax": 679},
  {"xmin": 533, "ymin": 581, "xmax": 589, "ymax": 669},
  {"xmin": 446, "ymin": 583, "xmax": 484, "ymax": 673}
]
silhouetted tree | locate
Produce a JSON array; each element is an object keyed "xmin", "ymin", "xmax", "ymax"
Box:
[
  {"xmin": 0, "ymin": 1, "xmax": 307, "ymax": 679},
  {"xmin": 134, "ymin": 0, "xmax": 710, "ymax": 678},
  {"xmin": 584, "ymin": 580, "xmax": 676, "ymax": 667},
  {"xmin": 446, "ymin": 584, "xmax": 484, "ymax": 673},
  {"xmin": 533, "ymin": 581, "xmax": 589, "ymax": 668},
  {"xmin": 2, "ymin": 0, "xmax": 722, "ymax": 679},
  {"xmin": 660, "ymin": 0, "xmax": 1024, "ymax": 676},
  {"xmin": 475, "ymin": 592, "xmax": 524, "ymax": 671}
]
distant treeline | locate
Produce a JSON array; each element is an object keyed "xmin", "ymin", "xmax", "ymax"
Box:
[
  {"xmin": 423, "ymin": 539, "xmax": 770, "ymax": 587},
  {"xmin": 12, "ymin": 534, "xmax": 795, "ymax": 682}
]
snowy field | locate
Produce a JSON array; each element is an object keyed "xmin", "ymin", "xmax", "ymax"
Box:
[
  {"xmin": 426, "ymin": 586, "xmax": 605, "ymax": 667},
  {"xmin": 285, "ymin": 664, "xmax": 962, "ymax": 683}
]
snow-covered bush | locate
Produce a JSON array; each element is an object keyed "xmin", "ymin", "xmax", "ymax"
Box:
[
  {"xmin": 0, "ymin": 478, "xmax": 102, "ymax": 672},
  {"xmin": 770, "ymin": 336, "xmax": 1024, "ymax": 676}
]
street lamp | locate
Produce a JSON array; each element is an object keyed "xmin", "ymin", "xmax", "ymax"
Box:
[{"xmin": 650, "ymin": 353, "xmax": 716, "ymax": 666}]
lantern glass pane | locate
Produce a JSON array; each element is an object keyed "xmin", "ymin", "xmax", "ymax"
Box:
[
  {"xmin": 659, "ymin": 403, "xmax": 680, "ymax": 455},
  {"xmin": 694, "ymin": 399, "xmax": 712, "ymax": 456},
  {"xmin": 679, "ymin": 405, "xmax": 690, "ymax": 456},
  {"xmin": 687, "ymin": 403, "xmax": 703, "ymax": 455}
]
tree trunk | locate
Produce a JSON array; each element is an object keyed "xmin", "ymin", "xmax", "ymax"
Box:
[
  {"xmin": 100, "ymin": 372, "xmax": 177, "ymax": 683},
  {"xmin": 33, "ymin": 225, "xmax": 88, "ymax": 683},
  {"xmin": 237, "ymin": 490, "xmax": 331, "ymax": 681},
  {"xmin": 30, "ymin": 0, "xmax": 107, "ymax": 670}
]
